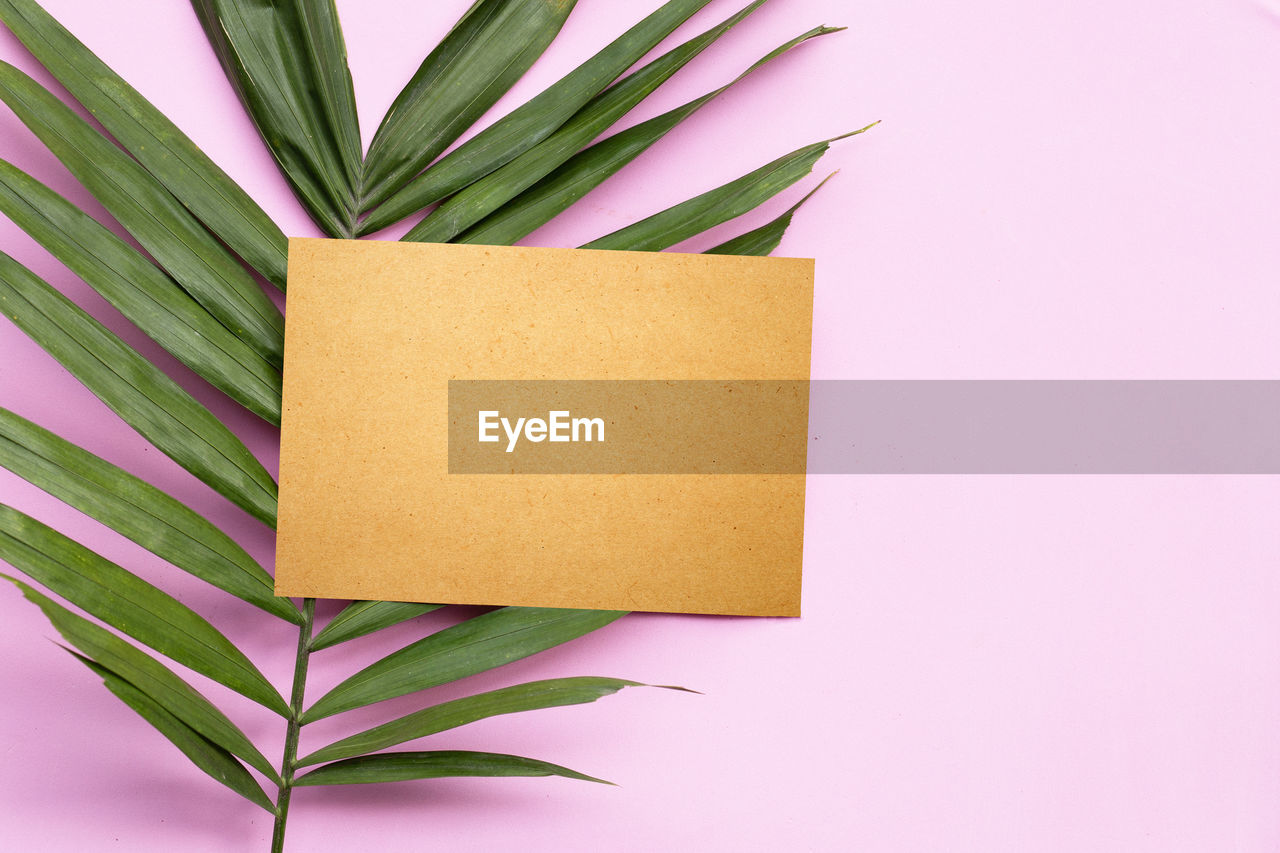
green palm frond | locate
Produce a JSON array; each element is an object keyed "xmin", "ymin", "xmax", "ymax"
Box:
[
  {"xmin": 443, "ymin": 22, "xmax": 844, "ymax": 247},
  {"xmin": 358, "ymin": 0, "xmax": 722, "ymax": 235},
  {"xmin": 297, "ymin": 676, "xmax": 678, "ymax": 767},
  {"xmin": 357, "ymin": 0, "xmax": 577, "ymax": 214},
  {"xmin": 0, "ymin": 2, "xmax": 866, "ymax": 849},
  {"xmin": 190, "ymin": 0, "xmax": 363, "ymax": 237},
  {"xmin": 0, "ymin": 0, "xmax": 292, "ymax": 288}
]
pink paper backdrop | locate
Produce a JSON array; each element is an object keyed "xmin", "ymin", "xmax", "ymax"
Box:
[{"xmin": 3, "ymin": 1, "xmax": 1279, "ymax": 850}]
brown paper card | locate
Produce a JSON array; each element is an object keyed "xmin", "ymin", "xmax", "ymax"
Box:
[{"xmin": 274, "ymin": 239, "xmax": 814, "ymax": 616}]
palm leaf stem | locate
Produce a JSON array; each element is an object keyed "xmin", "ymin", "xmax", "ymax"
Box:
[{"xmin": 271, "ymin": 597, "xmax": 315, "ymax": 853}]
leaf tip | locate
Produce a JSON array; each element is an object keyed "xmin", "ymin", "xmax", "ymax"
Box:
[
  {"xmin": 831, "ymin": 121, "xmax": 880, "ymax": 144},
  {"xmin": 649, "ymin": 682, "xmax": 702, "ymax": 695},
  {"xmin": 0, "ymin": 570, "xmax": 31, "ymax": 596},
  {"xmin": 801, "ymin": 170, "xmax": 839, "ymax": 201}
]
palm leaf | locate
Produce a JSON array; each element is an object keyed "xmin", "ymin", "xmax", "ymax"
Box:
[
  {"xmin": 358, "ymin": 0, "xmax": 719, "ymax": 235},
  {"xmin": 358, "ymin": 0, "xmax": 577, "ymax": 211},
  {"xmin": 0, "ymin": 61, "xmax": 284, "ymax": 366},
  {"xmin": 0, "ymin": 505, "xmax": 289, "ymax": 715},
  {"xmin": 295, "ymin": 751, "xmax": 610, "ymax": 787},
  {"xmin": 707, "ymin": 172, "xmax": 836, "ymax": 256},
  {"xmin": 581, "ymin": 126, "xmax": 874, "ymax": 252},
  {"xmin": 0, "ymin": 159, "xmax": 282, "ymax": 424},
  {"xmin": 0, "ymin": 407, "xmax": 300, "ymax": 623},
  {"xmin": 0, "ymin": 0, "xmax": 856, "ymax": 846},
  {"xmin": 68, "ymin": 649, "xmax": 276, "ymax": 812},
  {"xmin": 428, "ymin": 22, "xmax": 838, "ymax": 246},
  {"xmin": 0, "ymin": 251, "xmax": 279, "ymax": 525},
  {"xmin": 302, "ymin": 607, "xmax": 625, "ymax": 722},
  {"xmin": 309, "ymin": 600, "xmax": 442, "ymax": 652},
  {"xmin": 294, "ymin": 1, "xmax": 362, "ymax": 192},
  {"xmin": 190, "ymin": 0, "xmax": 361, "ymax": 236},
  {"xmin": 0, "ymin": 0, "xmax": 290, "ymax": 288},
  {"xmin": 3, "ymin": 575, "xmax": 279, "ymax": 780},
  {"xmin": 298, "ymin": 677, "xmax": 657, "ymax": 767}
]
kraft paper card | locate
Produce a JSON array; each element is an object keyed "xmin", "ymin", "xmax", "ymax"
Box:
[{"xmin": 275, "ymin": 239, "xmax": 814, "ymax": 616}]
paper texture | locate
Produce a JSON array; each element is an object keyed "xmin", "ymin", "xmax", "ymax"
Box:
[{"xmin": 275, "ymin": 239, "xmax": 814, "ymax": 616}]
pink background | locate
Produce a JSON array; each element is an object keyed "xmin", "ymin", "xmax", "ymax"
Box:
[{"xmin": 3, "ymin": 0, "xmax": 1280, "ymax": 849}]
